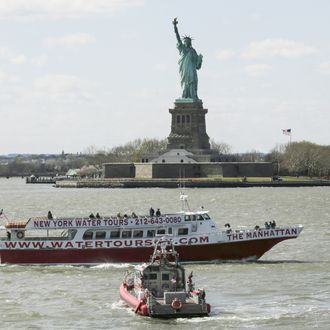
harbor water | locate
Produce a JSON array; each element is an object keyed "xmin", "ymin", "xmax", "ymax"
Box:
[{"xmin": 0, "ymin": 178, "xmax": 329, "ymax": 329}]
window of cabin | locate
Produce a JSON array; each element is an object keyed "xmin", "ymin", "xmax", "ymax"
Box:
[
  {"xmin": 197, "ymin": 215, "xmax": 204, "ymax": 221},
  {"xmin": 191, "ymin": 215, "xmax": 197, "ymax": 221},
  {"xmin": 95, "ymin": 231, "xmax": 106, "ymax": 239},
  {"xmin": 162, "ymin": 273, "xmax": 170, "ymax": 281},
  {"xmin": 122, "ymin": 230, "xmax": 132, "ymax": 238},
  {"xmin": 110, "ymin": 230, "xmax": 120, "ymax": 238},
  {"xmin": 133, "ymin": 230, "xmax": 143, "ymax": 238},
  {"xmin": 168, "ymin": 227, "xmax": 172, "ymax": 235},
  {"xmin": 157, "ymin": 229, "xmax": 166, "ymax": 235},
  {"xmin": 184, "ymin": 215, "xmax": 191, "ymax": 221},
  {"xmin": 203, "ymin": 213, "xmax": 210, "ymax": 220},
  {"xmin": 147, "ymin": 230, "xmax": 156, "ymax": 237},
  {"xmin": 149, "ymin": 273, "xmax": 157, "ymax": 280},
  {"xmin": 83, "ymin": 230, "xmax": 93, "ymax": 240},
  {"xmin": 178, "ymin": 228, "xmax": 189, "ymax": 235}
]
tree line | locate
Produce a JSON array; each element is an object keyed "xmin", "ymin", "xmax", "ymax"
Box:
[
  {"xmin": 0, "ymin": 139, "xmax": 329, "ymax": 177},
  {"xmin": 267, "ymin": 141, "xmax": 330, "ymax": 177}
]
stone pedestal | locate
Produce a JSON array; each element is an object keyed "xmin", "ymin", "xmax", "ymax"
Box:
[{"xmin": 167, "ymin": 99, "xmax": 210, "ymax": 152}]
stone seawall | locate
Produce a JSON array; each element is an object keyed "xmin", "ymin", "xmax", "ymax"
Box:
[{"xmin": 55, "ymin": 178, "xmax": 330, "ymax": 188}]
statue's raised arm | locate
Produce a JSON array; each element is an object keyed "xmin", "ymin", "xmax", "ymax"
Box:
[{"xmin": 173, "ymin": 17, "xmax": 182, "ymax": 46}]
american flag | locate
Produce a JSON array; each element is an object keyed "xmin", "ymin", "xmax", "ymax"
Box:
[{"xmin": 282, "ymin": 128, "xmax": 292, "ymax": 136}]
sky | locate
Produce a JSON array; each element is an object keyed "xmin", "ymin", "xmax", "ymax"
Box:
[{"xmin": 0, "ymin": 0, "xmax": 330, "ymax": 154}]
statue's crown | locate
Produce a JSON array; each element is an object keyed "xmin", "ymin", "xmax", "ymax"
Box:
[{"xmin": 182, "ymin": 35, "xmax": 193, "ymax": 41}]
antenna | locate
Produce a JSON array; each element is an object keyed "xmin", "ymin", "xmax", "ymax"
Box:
[{"xmin": 179, "ymin": 167, "xmax": 190, "ymax": 212}]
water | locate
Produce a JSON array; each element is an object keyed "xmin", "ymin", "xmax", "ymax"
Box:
[{"xmin": 0, "ymin": 178, "xmax": 329, "ymax": 329}]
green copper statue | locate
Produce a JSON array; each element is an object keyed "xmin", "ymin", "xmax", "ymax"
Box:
[{"xmin": 173, "ymin": 17, "xmax": 203, "ymax": 100}]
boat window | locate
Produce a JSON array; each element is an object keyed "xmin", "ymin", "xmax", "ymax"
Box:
[
  {"xmin": 95, "ymin": 231, "xmax": 106, "ymax": 239},
  {"xmin": 157, "ymin": 229, "xmax": 166, "ymax": 235},
  {"xmin": 110, "ymin": 230, "xmax": 120, "ymax": 238},
  {"xmin": 197, "ymin": 215, "xmax": 204, "ymax": 221},
  {"xmin": 168, "ymin": 227, "xmax": 172, "ymax": 235},
  {"xmin": 83, "ymin": 230, "xmax": 93, "ymax": 240},
  {"xmin": 68, "ymin": 229, "xmax": 77, "ymax": 239},
  {"xmin": 203, "ymin": 213, "xmax": 210, "ymax": 220},
  {"xmin": 149, "ymin": 273, "xmax": 157, "ymax": 280},
  {"xmin": 143, "ymin": 273, "xmax": 149, "ymax": 280},
  {"xmin": 191, "ymin": 215, "xmax": 197, "ymax": 221},
  {"xmin": 147, "ymin": 230, "xmax": 155, "ymax": 237},
  {"xmin": 162, "ymin": 273, "xmax": 170, "ymax": 281},
  {"xmin": 184, "ymin": 215, "xmax": 191, "ymax": 221},
  {"xmin": 178, "ymin": 228, "xmax": 189, "ymax": 235},
  {"xmin": 133, "ymin": 230, "xmax": 143, "ymax": 238},
  {"xmin": 122, "ymin": 230, "xmax": 132, "ymax": 238}
]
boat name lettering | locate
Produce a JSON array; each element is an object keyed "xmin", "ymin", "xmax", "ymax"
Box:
[{"xmin": 227, "ymin": 228, "xmax": 298, "ymax": 241}]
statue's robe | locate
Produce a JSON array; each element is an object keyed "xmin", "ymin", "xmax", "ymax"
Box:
[{"xmin": 177, "ymin": 43, "xmax": 202, "ymax": 99}]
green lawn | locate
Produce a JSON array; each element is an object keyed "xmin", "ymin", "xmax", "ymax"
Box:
[{"xmin": 186, "ymin": 176, "xmax": 326, "ymax": 183}]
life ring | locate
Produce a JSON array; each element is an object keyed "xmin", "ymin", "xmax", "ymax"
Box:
[
  {"xmin": 16, "ymin": 231, "xmax": 24, "ymax": 239},
  {"xmin": 171, "ymin": 298, "xmax": 182, "ymax": 311}
]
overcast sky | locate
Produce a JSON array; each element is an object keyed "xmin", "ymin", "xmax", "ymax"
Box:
[{"xmin": 0, "ymin": 0, "xmax": 329, "ymax": 154}]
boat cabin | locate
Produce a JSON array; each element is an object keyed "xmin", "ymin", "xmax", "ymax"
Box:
[{"xmin": 141, "ymin": 260, "xmax": 185, "ymax": 298}]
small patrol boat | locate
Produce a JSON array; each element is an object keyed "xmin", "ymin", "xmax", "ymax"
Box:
[{"xmin": 119, "ymin": 238, "xmax": 211, "ymax": 318}]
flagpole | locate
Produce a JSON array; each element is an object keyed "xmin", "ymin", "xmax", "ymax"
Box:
[{"xmin": 282, "ymin": 128, "xmax": 292, "ymax": 144}]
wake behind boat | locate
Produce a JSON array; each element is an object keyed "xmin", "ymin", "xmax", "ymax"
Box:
[
  {"xmin": 0, "ymin": 195, "xmax": 303, "ymax": 265},
  {"xmin": 120, "ymin": 238, "xmax": 211, "ymax": 318}
]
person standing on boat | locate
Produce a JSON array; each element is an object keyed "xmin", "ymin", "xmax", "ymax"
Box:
[
  {"xmin": 149, "ymin": 207, "xmax": 155, "ymax": 216},
  {"xmin": 156, "ymin": 208, "xmax": 161, "ymax": 217}
]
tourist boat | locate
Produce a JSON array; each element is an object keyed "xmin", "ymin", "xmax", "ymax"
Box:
[
  {"xmin": 0, "ymin": 194, "xmax": 303, "ymax": 264},
  {"xmin": 120, "ymin": 238, "xmax": 211, "ymax": 318}
]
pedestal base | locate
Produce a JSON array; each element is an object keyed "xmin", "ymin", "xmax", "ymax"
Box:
[{"xmin": 167, "ymin": 99, "xmax": 210, "ymax": 151}]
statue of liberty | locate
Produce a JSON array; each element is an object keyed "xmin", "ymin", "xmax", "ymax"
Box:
[{"xmin": 173, "ymin": 18, "xmax": 203, "ymax": 100}]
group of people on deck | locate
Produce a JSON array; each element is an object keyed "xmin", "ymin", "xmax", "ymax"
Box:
[
  {"xmin": 89, "ymin": 213, "xmax": 101, "ymax": 219},
  {"xmin": 265, "ymin": 220, "xmax": 277, "ymax": 229},
  {"xmin": 149, "ymin": 207, "xmax": 161, "ymax": 217}
]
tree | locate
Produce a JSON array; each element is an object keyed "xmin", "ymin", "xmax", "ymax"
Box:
[
  {"xmin": 280, "ymin": 141, "xmax": 329, "ymax": 176},
  {"xmin": 210, "ymin": 140, "xmax": 231, "ymax": 155}
]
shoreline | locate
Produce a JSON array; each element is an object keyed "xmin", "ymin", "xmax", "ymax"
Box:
[{"xmin": 55, "ymin": 178, "xmax": 330, "ymax": 188}]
